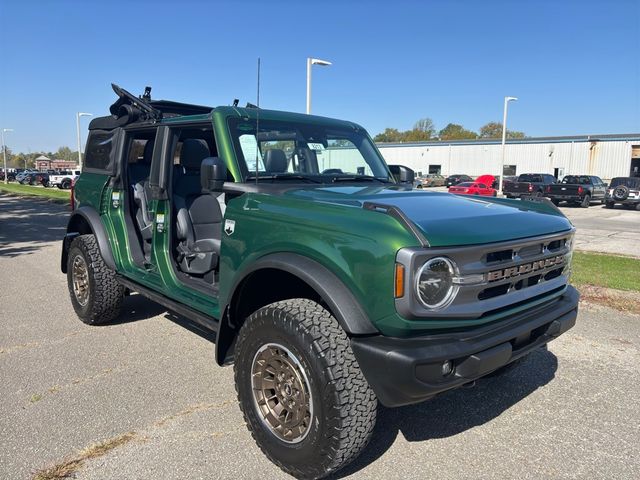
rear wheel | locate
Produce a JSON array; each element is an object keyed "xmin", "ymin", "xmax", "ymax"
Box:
[
  {"xmin": 580, "ymin": 195, "xmax": 591, "ymax": 208},
  {"xmin": 234, "ymin": 299, "xmax": 377, "ymax": 479},
  {"xmin": 61, "ymin": 178, "xmax": 72, "ymax": 189},
  {"xmin": 551, "ymin": 199, "xmax": 560, "ymax": 206},
  {"xmin": 605, "ymin": 201, "xmax": 614, "ymax": 209},
  {"xmin": 67, "ymin": 234, "xmax": 124, "ymax": 325}
]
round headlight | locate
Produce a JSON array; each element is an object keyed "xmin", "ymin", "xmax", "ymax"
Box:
[{"xmin": 416, "ymin": 257, "xmax": 459, "ymax": 309}]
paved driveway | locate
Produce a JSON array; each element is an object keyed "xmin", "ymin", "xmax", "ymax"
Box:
[{"xmin": 1, "ymin": 194, "xmax": 639, "ymax": 480}]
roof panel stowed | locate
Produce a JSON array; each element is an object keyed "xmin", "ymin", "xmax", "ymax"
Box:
[{"xmin": 89, "ymin": 84, "xmax": 213, "ymax": 131}]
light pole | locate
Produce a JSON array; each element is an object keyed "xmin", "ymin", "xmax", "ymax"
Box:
[
  {"xmin": 2, "ymin": 128, "xmax": 13, "ymax": 185},
  {"xmin": 306, "ymin": 57, "xmax": 332, "ymax": 114},
  {"xmin": 498, "ymin": 96, "xmax": 518, "ymax": 193},
  {"xmin": 76, "ymin": 112, "xmax": 92, "ymax": 170}
]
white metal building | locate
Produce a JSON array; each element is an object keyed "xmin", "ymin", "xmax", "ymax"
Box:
[{"xmin": 376, "ymin": 134, "xmax": 640, "ymax": 181}]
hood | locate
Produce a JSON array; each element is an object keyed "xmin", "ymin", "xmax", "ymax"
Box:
[
  {"xmin": 475, "ymin": 174, "xmax": 495, "ymax": 186},
  {"xmin": 287, "ymin": 186, "xmax": 573, "ymax": 247}
]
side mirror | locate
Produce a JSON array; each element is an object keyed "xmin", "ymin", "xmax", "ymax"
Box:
[
  {"xmin": 388, "ymin": 165, "xmax": 415, "ymax": 185},
  {"xmin": 201, "ymin": 157, "xmax": 227, "ymax": 192}
]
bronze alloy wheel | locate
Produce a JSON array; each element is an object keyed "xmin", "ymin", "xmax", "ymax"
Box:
[
  {"xmin": 251, "ymin": 343, "xmax": 313, "ymax": 444},
  {"xmin": 71, "ymin": 254, "xmax": 90, "ymax": 307}
]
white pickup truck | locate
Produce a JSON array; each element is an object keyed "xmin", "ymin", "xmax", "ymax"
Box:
[{"xmin": 48, "ymin": 170, "xmax": 81, "ymax": 189}]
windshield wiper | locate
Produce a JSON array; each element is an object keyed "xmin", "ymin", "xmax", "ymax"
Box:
[
  {"xmin": 330, "ymin": 175, "xmax": 389, "ymax": 184},
  {"xmin": 246, "ymin": 173, "xmax": 322, "ymax": 183}
]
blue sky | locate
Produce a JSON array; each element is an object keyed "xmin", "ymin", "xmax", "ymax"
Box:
[{"xmin": 1, "ymin": 0, "xmax": 639, "ymax": 153}]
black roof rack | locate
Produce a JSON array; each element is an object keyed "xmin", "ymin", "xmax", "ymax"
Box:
[{"xmin": 89, "ymin": 84, "xmax": 213, "ymax": 131}]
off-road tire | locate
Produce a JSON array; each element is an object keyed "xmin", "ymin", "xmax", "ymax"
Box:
[
  {"xmin": 580, "ymin": 195, "xmax": 591, "ymax": 208},
  {"xmin": 551, "ymin": 199, "xmax": 560, "ymax": 206},
  {"xmin": 67, "ymin": 234, "xmax": 124, "ymax": 325},
  {"xmin": 234, "ymin": 299, "xmax": 377, "ymax": 480}
]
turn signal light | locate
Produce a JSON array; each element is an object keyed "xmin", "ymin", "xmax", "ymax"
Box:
[{"xmin": 394, "ymin": 263, "xmax": 405, "ymax": 298}]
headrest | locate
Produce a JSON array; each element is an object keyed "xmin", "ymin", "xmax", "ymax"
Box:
[
  {"xmin": 180, "ymin": 139, "xmax": 210, "ymax": 171},
  {"xmin": 142, "ymin": 140, "xmax": 155, "ymax": 164},
  {"xmin": 263, "ymin": 149, "xmax": 288, "ymax": 173}
]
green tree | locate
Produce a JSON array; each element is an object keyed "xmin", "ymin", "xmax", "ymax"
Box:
[
  {"xmin": 54, "ymin": 146, "xmax": 76, "ymax": 161},
  {"xmin": 438, "ymin": 123, "xmax": 477, "ymax": 140},
  {"xmin": 373, "ymin": 128, "xmax": 403, "ymax": 143},
  {"xmin": 479, "ymin": 122, "xmax": 525, "ymax": 139},
  {"xmin": 402, "ymin": 128, "xmax": 434, "ymax": 142}
]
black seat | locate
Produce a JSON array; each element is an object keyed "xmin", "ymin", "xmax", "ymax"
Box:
[
  {"xmin": 173, "ymin": 140, "xmax": 223, "ymax": 276},
  {"xmin": 263, "ymin": 149, "xmax": 288, "ymax": 173},
  {"xmin": 131, "ymin": 140, "xmax": 155, "ymax": 257}
]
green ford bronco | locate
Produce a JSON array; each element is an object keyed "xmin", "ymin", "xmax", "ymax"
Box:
[{"xmin": 62, "ymin": 85, "xmax": 579, "ymax": 479}]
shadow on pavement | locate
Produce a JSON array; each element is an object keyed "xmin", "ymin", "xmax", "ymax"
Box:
[
  {"xmin": 332, "ymin": 347, "xmax": 558, "ymax": 478},
  {"xmin": 102, "ymin": 293, "xmax": 217, "ymax": 343},
  {"xmin": 0, "ymin": 194, "xmax": 69, "ymax": 257},
  {"xmin": 102, "ymin": 291, "xmax": 558, "ymax": 479}
]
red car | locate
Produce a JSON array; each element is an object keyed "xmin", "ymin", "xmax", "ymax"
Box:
[{"xmin": 448, "ymin": 181, "xmax": 497, "ymax": 196}]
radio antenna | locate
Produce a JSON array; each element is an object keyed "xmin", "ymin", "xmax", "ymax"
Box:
[{"xmin": 255, "ymin": 57, "xmax": 261, "ymax": 184}]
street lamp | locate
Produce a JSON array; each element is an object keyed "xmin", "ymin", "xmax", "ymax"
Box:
[
  {"xmin": 306, "ymin": 57, "xmax": 332, "ymax": 114},
  {"xmin": 76, "ymin": 112, "xmax": 92, "ymax": 170},
  {"xmin": 498, "ymin": 96, "xmax": 518, "ymax": 193},
  {"xmin": 2, "ymin": 128, "xmax": 13, "ymax": 185}
]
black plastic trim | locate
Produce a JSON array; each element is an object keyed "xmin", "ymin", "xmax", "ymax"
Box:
[
  {"xmin": 223, "ymin": 253, "xmax": 379, "ymax": 336},
  {"xmin": 116, "ymin": 275, "xmax": 219, "ymax": 334},
  {"xmin": 351, "ymin": 285, "xmax": 579, "ymax": 407},
  {"xmin": 60, "ymin": 232, "xmax": 79, "ymax": 273},
  {"xmin": 62, "ymin": 207, "xmax": 116, "ymax": 272},
  {"xmin": 362, "ymin": 201, "xmax": 429, "ymax": 247}
]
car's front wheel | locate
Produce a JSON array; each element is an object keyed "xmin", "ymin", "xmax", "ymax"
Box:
[
  {"xmin": 67, "ymin": 234, "xmax": 124, "ymax": 325},
  {"xmin": 234, "ymin": 299, "xmax": 377, "ymax": 479}
]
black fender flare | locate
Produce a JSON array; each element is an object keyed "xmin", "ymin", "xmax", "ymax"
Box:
[
  {"xmin": 61, "ymin": 206, "xmax": 116, "ymax": 273},
  {"xmin": 216, "ymin": 252, "xmax": 379, "ymax": 364}
]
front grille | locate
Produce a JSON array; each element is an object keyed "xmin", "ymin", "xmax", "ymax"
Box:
[
  {"xmin": 395, "ymin": 230, "xmax": 574, "ymax": 320},
  {"xmin": 484, "ymin": 236, "xmax": 568, "ymax": 266}
]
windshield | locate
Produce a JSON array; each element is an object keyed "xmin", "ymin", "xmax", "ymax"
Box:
[
  {"xmin": 228, "ymin": 117, "xmax": 391, "ymax": 183},
  {"xmin": 610, "ymin": 177, "xmax": 640, "ymax": 188},
  {"xmin": 562, "ymin": 175, "xmax": 591, "ymax": 184}
]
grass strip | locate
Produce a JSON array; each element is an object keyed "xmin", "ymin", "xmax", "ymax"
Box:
[
  {"xmin": 0, "ymin": 183, "xmax": 70, "ymax": 203},
  {"xmin": 572, "ymin": 251, "xmax": 640, "ymax": 293}
]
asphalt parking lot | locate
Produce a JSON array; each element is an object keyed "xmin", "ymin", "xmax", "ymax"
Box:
[{"xmin": 1, "ymin": 194, "xmax": 639, "ymax": 480}]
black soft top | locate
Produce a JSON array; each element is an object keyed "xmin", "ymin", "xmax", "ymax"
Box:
[
  {"xmin": 89, "ymin": 84, "xmax": 213, "ymax": 131},
  {"xmin": 610, "ymin": 177, "xmax": 640, "ymax": 188}
]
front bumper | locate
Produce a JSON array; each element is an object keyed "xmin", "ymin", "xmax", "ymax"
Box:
[{"xmin": 351, "ymin": 285, "xmax": 579, "ymax": 407}]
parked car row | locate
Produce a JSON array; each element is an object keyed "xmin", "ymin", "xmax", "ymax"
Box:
[
  {"xmin": 421, "ymin": 171, "xmax": 640, "ymax": 210},
  {"xmin": 0, "ymin": 169, "xmax": 81, "ymax": 189}
]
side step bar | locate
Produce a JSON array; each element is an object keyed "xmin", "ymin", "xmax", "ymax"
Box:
[{"xmin": 116, "ymin": 275, "xmax": 219, "ymax": 336}]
